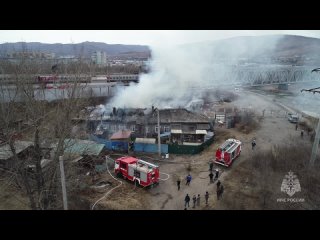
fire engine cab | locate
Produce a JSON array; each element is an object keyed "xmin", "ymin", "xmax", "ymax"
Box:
[
  {"xmin": 114, "ymin": 156, "xmax": 160, "ymax": 187},
  {"xmin": 214, "ymin": 139, "xmax": 242, "ymax": 167}
]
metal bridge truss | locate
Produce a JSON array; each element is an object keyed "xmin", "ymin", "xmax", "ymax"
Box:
[{"xmin": 188, "ymin": 66, "xmax": 320, "ymax": 90}]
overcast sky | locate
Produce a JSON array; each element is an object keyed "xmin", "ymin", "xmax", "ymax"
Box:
[{"xmin": 1, "ymin": 30, "xmax": 320, "ymax": 46}]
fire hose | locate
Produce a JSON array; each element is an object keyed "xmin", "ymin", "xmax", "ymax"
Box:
[
  {"xmin": 159, "ymin": 172, "xmax": 170, "ymax": 181},
  {"xmin": 91, "ymin": 156, "xmax": 123, "ymax": 210}
]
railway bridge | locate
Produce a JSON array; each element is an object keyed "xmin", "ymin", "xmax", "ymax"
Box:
[{"xmin": 188, "ymin": 65, "xmax": 320, "ymax": 90}]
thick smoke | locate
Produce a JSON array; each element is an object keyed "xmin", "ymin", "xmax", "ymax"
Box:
[
  {"xmin": 107, "ymin": 34, "xmax": 285, "ymax": 109},
  {"xmin": 108, "ymin": 45, "xmax": 218, "ymax": 108},
  {"xmin": 279, "ymin": 81, "xmax": 320, "ymax": 115}
]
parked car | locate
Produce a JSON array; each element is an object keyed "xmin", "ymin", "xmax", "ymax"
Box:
[{"xmin": 288, "ymin": 113, "xmax": 299, "ymax": 123}]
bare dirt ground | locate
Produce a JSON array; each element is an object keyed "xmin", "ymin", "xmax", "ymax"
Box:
[
  {"xmin": 1, "ymin": 90, "xmax": 315, "ymax": 210},
  {"xmin": 0, "ymin": 172, "xmax": 30, "ymax": 210},
  {"xmin": 140, "ymin": 90, "xmax": 313, "ymax": 210},
  {"xmin": 90, "ymin": 90, "xmax": 313, "ymax": 210}
]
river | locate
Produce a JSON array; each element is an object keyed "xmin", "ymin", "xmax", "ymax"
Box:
[{"xmin": 254, "ymin": 82, "xmax": 320, "ymax": 117}]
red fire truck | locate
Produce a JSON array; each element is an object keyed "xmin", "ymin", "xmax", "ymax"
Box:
[
  {"xmin": 214, "ymin": 139, "xmax": 242, "ymax": 167},
  {"xmin": 114, "ymin": 156, "xmax": 160, "ymax": 187}
]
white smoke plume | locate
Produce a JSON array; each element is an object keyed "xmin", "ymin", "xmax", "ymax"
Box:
[
  {"xmin": 108, "ymin": 45, "xmax": 214, "ymax": 108},
  {"xmin": 107, "ymin": 34, "xmax": 286, "ymax": 109}
]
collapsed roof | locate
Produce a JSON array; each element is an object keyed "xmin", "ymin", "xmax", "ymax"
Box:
[{"xmin": 87, "ymin": 107, "xmax": 210, "ymax": 124}]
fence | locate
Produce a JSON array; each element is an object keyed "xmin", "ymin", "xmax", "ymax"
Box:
[
  {"xmin": 168, "ymin": 136, "xmax": 215, "ymax": 155},
  {"xmin": 111, "ymin": 141, "xmax": 128, "ymax": 151},
  {"xmin": 89, "ymin": 135, "xmax": 128, "ymax": 151},
  {"xmin": 134, "ymin": 143, "xmax": 168, "ymax": 154},
  {"xmin": 90, "ymin": 134, "xmax": 214, "ymax": 155},
  {"xmin": 261, "ymin": 108, "xmax": 291, "ymax": 118},
  {"xmin": 90, "ymin": 135, "xmax": 111, "ymax": 147}
]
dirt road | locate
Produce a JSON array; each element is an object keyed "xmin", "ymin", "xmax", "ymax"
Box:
[{"xmin": 145, "ymin": 90, "xmax": 312, "ymax": 210}]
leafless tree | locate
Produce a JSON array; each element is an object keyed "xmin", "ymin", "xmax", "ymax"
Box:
[{"xmin": 0, "ymin": 45, "xmax": 92, "ymax": 209}]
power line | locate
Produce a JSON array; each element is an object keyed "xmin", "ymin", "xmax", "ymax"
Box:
[
  {"xmin": 301, "ymin": 87, "xmax": 320, "ymax": 94},
  {"xmin": 303, "ymin": 68, "xmax": 320, "ymax": 166}
]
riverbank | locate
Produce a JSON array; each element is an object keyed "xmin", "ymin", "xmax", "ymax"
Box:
[{"xmin": 248, "ymin": 89, "xmax": 320, "ymax": 132}]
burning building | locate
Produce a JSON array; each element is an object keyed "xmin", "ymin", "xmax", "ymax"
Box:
[{"xmin": 88, "ymin": 107, "xmax": 214, "ymax": 145}]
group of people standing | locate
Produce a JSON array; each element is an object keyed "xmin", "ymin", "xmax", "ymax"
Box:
[
  {"xmin": 184, "ymin": 192, "xmax": 210, "ymax": 209},
  {"xmin": 176, "ymin": 173, "xmax": 192, "ymax": 190},
  {"xmin": 184, "ymin": 181, "xmax": 223, "ymax": 209},
  {"xmin": 181, "ymin": 162, "xmax": 224, "ymax": 209}
]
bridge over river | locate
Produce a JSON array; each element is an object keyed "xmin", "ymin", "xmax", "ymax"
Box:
[
  {"xmin": 1, "ymin": 65, "xmax": 319, "ymax": 102},
  {"xmin": 188, "ymin": 65, "xmax": 320, "ymax": 90}
]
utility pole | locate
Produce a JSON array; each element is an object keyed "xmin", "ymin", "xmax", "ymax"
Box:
[
  {"xmin": 59, "ymin": 156, "xmax": 68, "ymax": 210},
  {"xmin": 310, "ymin": 118, "xmax": 320, "ymax": 166},
  {"xmin": 157, "ymin": 108, "xmax": 161, "ymax": 158}
]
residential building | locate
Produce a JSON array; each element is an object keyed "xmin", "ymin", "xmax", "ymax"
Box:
[
  {"xmin": 91, "ymin": 51, "xmax": 107, "ymax": 66},
  {"xmin": 87, "ymin": 107, "xmax": 214, "ymax": 145}
]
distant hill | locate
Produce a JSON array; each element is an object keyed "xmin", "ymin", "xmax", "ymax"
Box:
[
  {"xmin": 0, "ymin": 41, "xmax": 150, "ymax": 58},
  {"xmin": 1, "ymin": 35, "xmax": 319, "ymax": 63},
  {"xmin": 185, "ymin": 34, "xmax": 320, "ymax": 62}
]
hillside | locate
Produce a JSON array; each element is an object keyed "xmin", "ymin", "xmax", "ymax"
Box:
[
  {"xmin": 0, "ymin": 41, "xmax": 150, "ymax": 58},
  {"xmin": 186, "ymin": 34, "xmax": 320, "ymax": 63},
  {"xmin": 1, "ymin": 34, "xmax": 319, "ymax": 63}
]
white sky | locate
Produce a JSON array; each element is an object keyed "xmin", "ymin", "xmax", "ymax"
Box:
[{"xmin": 0, "ymin": 30, "xmax": 320, "ymax": 46}]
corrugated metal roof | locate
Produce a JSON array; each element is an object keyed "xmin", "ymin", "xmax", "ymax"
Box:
[
  {"xmin": 196, "ymin": 130, "xmax": 207, "ymax": 135},
  {"xmin": 160, "ymin": 132, "xmax": 171, "ymax": 137},
  {"xmin": 183, "ymin": 142, "xmax": 202, "ymax": 146},
  {"xmin": 110, "ymin": 130, "xmax": 132, "ymax": 140},
  {"xmin": 135, "ymin": 138, "xmax": 156, "ymax": 144},
  {"xmin": 64, "ymin": 139, "xmax": 105, "ymax": 156},
  {"xmin": 156, "ymin": 109, "xmax": 209, "ymax": 123},
  {"xmin": 0, "ymin": 141, "xmax": 33, "ymax": 160},
  {"xmin": 171, "ymin": 129, "xmax": 182, "ymax": 134}
]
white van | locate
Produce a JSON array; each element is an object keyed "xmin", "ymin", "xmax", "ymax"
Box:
[{"xmin": 288, "ymin": 114, "xmax": 299, "ymax": 123}]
